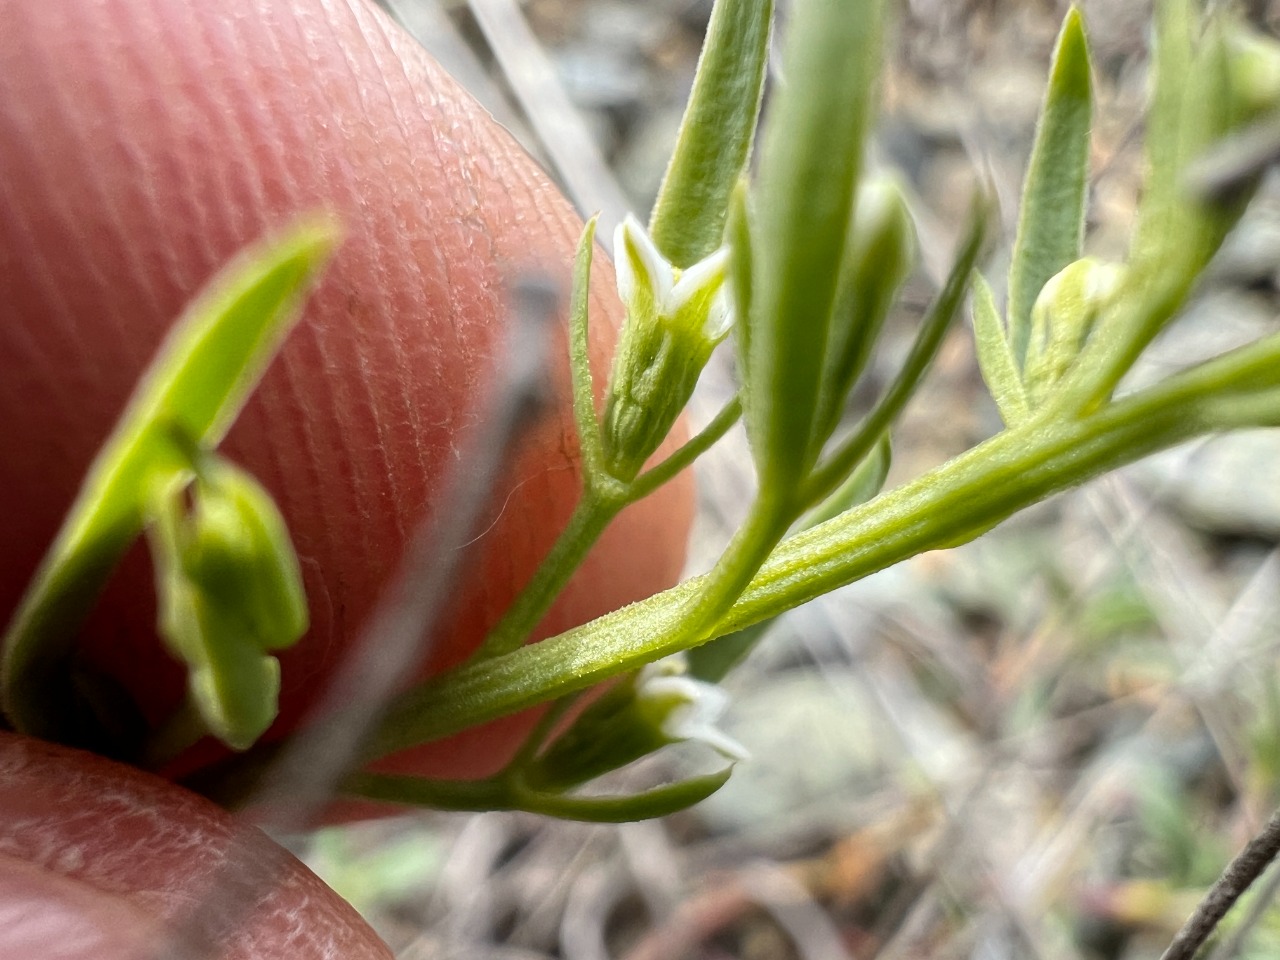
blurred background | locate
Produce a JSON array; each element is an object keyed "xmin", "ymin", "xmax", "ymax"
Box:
[{"xmin": 294, "ymin": 1, "xmax": 1280, "ymax": 957}]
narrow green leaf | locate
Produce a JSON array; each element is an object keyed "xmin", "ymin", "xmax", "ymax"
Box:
[
  {"xmin": 568, "ymin": 216, "xmax": 605, "ymax": 476},
  {"xmin": 745, "ymin": 0, "xmax": 884, "ymax": 494},
  {"xmin": 1, "ymin": 219, "xmax": 338, "ymax": 749},
  {"xmin": 517, "ymin": 768, "xmax": 734, "ymax": 822},
  {"xmin": 344, "ymin": 767, "xmax": 734, "ymax": 823},
  {"xmin": 727, "ymin": 178, "xmax": 755, "ymax": 402},
  {"xmin": 1128, "ymin": 1, "xmax": 1253, "ymax": 281},
  {"xmin": 971, "ymin": 272, "xmax": 1031, "ymax": 426},
  {"xmin": 1066, "ymin": 5, "xmax": 1260, "ymax": 410},
  {"xmin": 648, "ymin": 0, "xmax": 774, "ymax": 268},
  {"xmin": 1129, "ymin": 0, "xmax": 1194, "ymax": 270},
  {"xmin": 1007, "ymin": 5, "xmax": 1093, "ymax": 366}
]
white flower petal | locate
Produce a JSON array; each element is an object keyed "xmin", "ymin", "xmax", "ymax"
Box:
[
  {"xmin": 703, "ymin": 285, "xmax": 734, "ymax": 340},
  {"xmin": 679, "ymin": 721, "xmax": 751, "ymax": 762},
  {"xmin": 668, "ymin": 247, "xmax": 729, "ymax": 316},
  {"xmin": 636, "ymin": 668, "xmax": 748, "ymax": 762},
  {"xmin": 614, "ymin": 214, "xmax": 673, "ymax": 311}
]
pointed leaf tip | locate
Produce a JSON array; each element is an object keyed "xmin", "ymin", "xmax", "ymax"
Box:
[{"xmin": 1007, "ymin": 3, "xmax": 1093, "ymax": 367}]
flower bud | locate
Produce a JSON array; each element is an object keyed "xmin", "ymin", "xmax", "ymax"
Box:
[
  {"xmin": 1024, "ymin": 257, "xmax": 1123, "ymax": 405},
  {"xmin": 179, "ymin": 459, "xmax": 308, "ymax": 646},
  {"xmin": 1227, "ymin": 26, "xmax": 1280, "ymax": 123},
  {"xmin": 148, "ymin": 455, "xmax": 307, "ymax": 750},
  {"xmin": 601, "ymin": 215, "xmax": 733, "ymax": 482},
  {"xmin": 523, "ymin": 654, "xmax": 746, "ymax": 793}
]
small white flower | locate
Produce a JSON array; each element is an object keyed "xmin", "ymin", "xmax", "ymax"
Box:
[
  {"xmin": 599, "ymin": 215, "xmax": 738, "ymax": 482},
  {"xmin": 614, "ymin": 215, "xmax": 733, "ymax": 341},
  {"xmin": 635, "ymin": 655, "xmax": 749, "ymax": 762}
]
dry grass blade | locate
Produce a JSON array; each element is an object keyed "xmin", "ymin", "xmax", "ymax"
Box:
[
  {"xmin": 467, "ymin": 0, "xmax": 631, "ymax": 233},
  {"xmin": 382, "ymin": 0, "xmax": 530, "ymax": 137}
]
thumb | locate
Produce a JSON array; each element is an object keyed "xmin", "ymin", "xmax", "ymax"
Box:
[{"xmin": 0, "ymin": 0, "xmax": 692, "ymax": 782}]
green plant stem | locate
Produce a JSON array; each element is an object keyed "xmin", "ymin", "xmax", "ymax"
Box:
[
  {"xmin": 477, "ymin": 489, "xmax": 623, "ymax": 658},
  {"xmin": 803, "ymin": 202, "xmax": 984, "ymax": 508},
  {"xmin": 478, "ymin": 397, "xmax": 743, "ymax": 658},
  {"xmin": 681, "ymin": 493, "xmax": 793, "ymax": 636},
  {"xmin": 1159, "ymin": 804, "xmax": 1280, "ymax": 960},
  {"xmin": 363, "ymin": 340, "xmax": 1280, "ymax": 761},
  {"xmin": 628, "ymin": 396, "xmax": 742, "ymax": 501}
]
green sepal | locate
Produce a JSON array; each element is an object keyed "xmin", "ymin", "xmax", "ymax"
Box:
[
  {"xmin": 1007, "ymin": 5, "xmax": 1093, "ymax": 368},
  {"xmin": 515, "ymin": 768, "xmax": 733, "ymax": 823},
  {"xmin": 971, "ymin": 272, "xmax": 1030, "ymax": 427},
  {"xmin": 520, "ymin": 679, "xmax": 669, "ymax": 793},
  {"xmin": 568, "ymin": 215, "xmax": 606, "ymax": 480},
  {"xmin": 522, "ymin": 655, "xmax": 745, "ymax": 792},
  {"xmin": 0, "ymin": 219, "xmax": 337, "ymax": 750},
  {"xmin": 648, "ymin": 0, "xmax": 774, "ymax": 268}
]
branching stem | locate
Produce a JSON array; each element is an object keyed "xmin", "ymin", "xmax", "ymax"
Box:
[
  {"xmin": 477, "ymin": 490, "xmax": 623, "ymax": 658},
  {"xmin": 1160, "ymin": 806, "xmax": 1280, "ymax": 960}
]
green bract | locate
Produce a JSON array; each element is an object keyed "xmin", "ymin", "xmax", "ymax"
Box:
[
  {"xmin": 812, "ymin": 178, "xmax": 916, "ymax": 450},
  {"xmin": 648, "ymin": 0, "xmax": 774, "ymax": 268},
  {"xmin": 1006, "ymin": 5, "xmax": 1092, "ymax": 368},
  {"xmin": 737, "ymin": 0, "xmax": 883, "ymax": 497}
]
